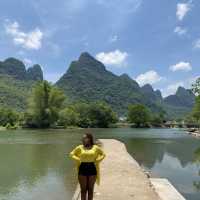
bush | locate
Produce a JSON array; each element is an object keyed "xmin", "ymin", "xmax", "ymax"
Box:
[
  {"xmin": 58, "ymin": 107, "xmax": 80, "ymax": 128},
  {"xmin": 58, "ymin": 102, "xmax": 118, "ymax": 128},
  {"xmin": 0, "ymin": 107, "xmax": 19, "ymax": 127},
  {"xmin": 127, "ymin": 104, "xmax": 150, "ymax": 128}
]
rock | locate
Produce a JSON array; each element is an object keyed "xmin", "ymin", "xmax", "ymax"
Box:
[{"xmin": 26, "ymin": 64, "xmax": 43, "ymax": 81}]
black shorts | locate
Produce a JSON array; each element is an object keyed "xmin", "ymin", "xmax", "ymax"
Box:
[{"xmin": 78, "ymin": 162, "xmax": 97, "ymax": 176}]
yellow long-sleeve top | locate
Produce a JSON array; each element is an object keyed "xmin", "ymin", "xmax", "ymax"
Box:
[{"xmin": 69, "ymin": 144, "xmax": 106, "ymax": 185}]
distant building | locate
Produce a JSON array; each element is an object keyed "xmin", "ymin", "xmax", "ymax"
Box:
[{"xmin": 119, "ymin": 116, "xmax": 127, "ymax": 122}]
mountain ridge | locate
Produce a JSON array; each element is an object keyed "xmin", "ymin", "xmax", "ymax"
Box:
[
  {"xmin": 56, "ymin": 52, "xmax": 195, "ymax": 118},
  {"xmin": 0, "ymin": 53, "xmax": 195, "ymax": 118},
  {"xmin": 0, "ymin": 57, "xmax": 43, "ymax": 81},
  {"xmin": 0, "ymin": 57, "xmax": 43, "ymax": 111}
]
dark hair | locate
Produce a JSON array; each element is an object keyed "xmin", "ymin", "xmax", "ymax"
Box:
[{"xmin": 83, "ymin": 133, "xmax": 94, "ymax": 146}]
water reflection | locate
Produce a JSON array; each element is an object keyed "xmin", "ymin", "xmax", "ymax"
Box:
[
  {"xmin": 193, "ymin": 147, "xmax": 200, "ymax": 192},
  {"xmin": 0, "ymin": 130, "xmax": 80, "ymax": 200},
  {"xmin": 124, "ymin": 139, "xmax": 165, "ymax": 168},
  {"xmin": 123, "ymin": 137, "xmax": 200, "ymax": 169},
  {"xmin": 0, "ymin": 128, "xmax": 200, "ymax": 200},
  {"xmin": 121, "ymin": 138, "xmax": 200, "ymax": 199},
  {"xmin": 93, "ymin": 128, "xmax": 200, "ymax": 200},
  {"xmin": 193, "ymin": 147, "xmax": 200, "ymax": 163}
]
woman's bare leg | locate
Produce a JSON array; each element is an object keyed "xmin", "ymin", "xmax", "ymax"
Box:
[
  {"xmin": 78, "ymin": 175, "xmax": 87, "ymax": 200},
  {"xmin": 87, "ymin": 175, "xmax": 96, "ymax": 200}
]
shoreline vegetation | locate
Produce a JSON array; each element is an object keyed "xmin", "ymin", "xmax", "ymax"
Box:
[{"xmin": 1, "ymin": 78, "xmax": 200, "ymax": 135}]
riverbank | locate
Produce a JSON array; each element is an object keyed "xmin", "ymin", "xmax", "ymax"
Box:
[
  {"xmin": 0, "ymin": 123, "xmax": 181, "ymax": 131},
  {"xmin": 0, "ymin": 126, "xmax": 6, "ymax": 131},
  {"xmin": 73, "ymin": 139, "xmax": 186, "ymax": 200},
  {"xmin": 187, "ymin": 128, "xmax": 200, "ymax": 138}
]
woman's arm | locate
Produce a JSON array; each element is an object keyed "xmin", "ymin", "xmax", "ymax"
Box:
[
  {"xmin": 96, "ymin": 146, "xmax": 106, "ymax": 162},
  {"xmin": 69, "ymin": 145, "xmax": 81, "ymax": 162}
]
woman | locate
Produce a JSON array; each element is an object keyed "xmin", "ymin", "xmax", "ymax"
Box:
[{"xmin": 69, "ymin": 133, "xmax": 106, "ymax": 200}]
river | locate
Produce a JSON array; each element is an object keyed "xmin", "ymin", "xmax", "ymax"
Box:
[{"xmin": 0, "ymin": 128, "xmax": 199, "ymax": 200}]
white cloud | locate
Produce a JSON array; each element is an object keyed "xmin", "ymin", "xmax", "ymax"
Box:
[
  {"xmin": 169, "ymin": 61, "xmax": 192, "ymax": 72},
  {"xmin": 135, "ymin": 70, "xmax": 162, "ymax": 86},
  {"xmin": 174, "ymin": 26, "xmax": 187, "ymax": 35},
  {"xmin": 163, "ymin": 81, "xmax": 184, "ymax": 97},
  {"xmin": 176, "ymin": 2, "xmax": 191, "ymax": 21},
  {"xmin": 167, "ymin": 82, "xmax": 184, "ymax": 94},
  {"xmin": 96, "ymin": 49, "xmax": 128, "ymax": 66},
  {"xmin": 44, "ymin": 72, "xmax": 61, "ymax": 83},
  {"xmin": 162, "ymin": 76, "xmax": 199, "ymax": 97},
  {"xmin": 193, "ymin": 39, "xmax": 200, "ymax": 49},
  {"xmin": 23, "ymin": 58, "xmax": 33, "ymax": 66},
  {"xmin": 5, "ymin": 21, "xmax": 43, "ymax": 50}
]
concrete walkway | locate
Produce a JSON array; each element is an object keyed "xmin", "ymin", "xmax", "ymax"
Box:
[
  {"xmin": 150, "ymin": 178, "xmax": 186, "ymax": 200},
  {"xmin": 73, "ymin": 139, "xmax": 161, "ymax": 200}
]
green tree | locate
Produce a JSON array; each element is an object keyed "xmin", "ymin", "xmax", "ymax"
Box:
[
  {"xmin": 192, "ymin": 77, "xmax": 200, "ymax": 95},
  {"xmin": 25, "ymin": 81, "xmax": 65, "ymax": 128},
  {"xmin": 150, "ymin": 110, "xmax": 166, "ymax": 127},
  {"xmin": 150, "ymin": 115, "xmax": 163, "ymax": 127},
  {"xmin": 185, "ymin": 114, "xmax": 197, "ymax": 127},
  {"xmin": 88, "ymin": 102, "xmax": 118, "ymax": 128},
  {"xmin": 192, "ymin": 96, "xmax": 200, "ymax": 124},
  {"xmin": 0, "ymin": 107, "xmax": 19, "ymax": 126},
  {"xmin": 192, "ymin": 77, "xmax": 200, "ymax": 124},
  {"xmin": 58, "ymin": 102, "xmax": 118, "ymax": 128},
  {"xmin": 73, "ymin": 102, "xmax": 91, "ymax": 128},
  {"xmin": 58, "ymin": 107, "xmax": 80, "ymax": 127},
  {"xmin": 127, "ymin": 104, "xmax": 150, "ymax": 127}
]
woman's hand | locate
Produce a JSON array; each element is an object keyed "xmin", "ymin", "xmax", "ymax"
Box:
[
  {"xmin": 95, "ymin": 146, "xmax": 106, "ymax": 163},
  {"xmin": 69, "ymin": 145, "xmax": 81, "ymax": 162},
  {"xmin": 96, "ymin": 154, "xmax": 105, "ymax": 163}
]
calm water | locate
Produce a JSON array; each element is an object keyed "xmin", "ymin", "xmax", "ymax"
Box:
[{"xmin": 0, "ymin": 128, "xmax": 199, "ymax": 200}]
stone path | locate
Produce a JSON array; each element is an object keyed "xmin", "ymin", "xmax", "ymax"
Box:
[
  {"xmin": 150, "ymin": 178, "xmax": 186, "ymax": 200},
  {"xmin": 73, "ymin": 139, "xmax": 161, "ymax": 200}
]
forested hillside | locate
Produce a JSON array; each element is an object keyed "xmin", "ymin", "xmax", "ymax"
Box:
[
  {"xmin": 0, "ymin": 53, "xmax": 195, "ymax": 119},
  {"xmin": 0, "ymin": 58, "xmax": 43, "ymax": 111},
  {"xmin": 56, "ymin": 52, "xmax": 195, "ymax": 118}
]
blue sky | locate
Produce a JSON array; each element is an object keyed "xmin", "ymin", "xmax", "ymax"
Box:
[{"xmin": 0, "ymin": 0, "xmax": 200, "ymax": 97}]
